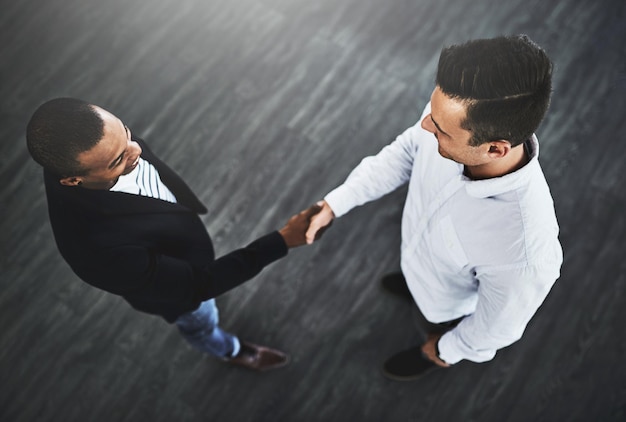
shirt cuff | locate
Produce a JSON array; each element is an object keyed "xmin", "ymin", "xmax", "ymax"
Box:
[
  {"xmin": 437, "ymin": 328, "xmax": 498, "ymax": 364},
  {"xmin": 437, "ymin": 331, "xmax": 463, "ymax": 365},
  {"xmin": 324, "ymin": 185, "xmax": 356, "ymax": 218}
]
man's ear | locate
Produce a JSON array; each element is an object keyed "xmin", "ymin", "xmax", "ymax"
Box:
[
  {"xmin": 486, "ymin": 140, "xmax": 512, "ymax": 159},
  {"xmin": 59, "ymin": 176, "xmax": 83, "ymax": 187}
]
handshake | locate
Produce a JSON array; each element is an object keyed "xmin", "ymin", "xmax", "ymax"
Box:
[{"xmin": 278, "ymin": 201, "xmax": 335, "ymax": 248}]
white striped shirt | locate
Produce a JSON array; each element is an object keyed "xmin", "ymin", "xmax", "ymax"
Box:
[{"xmin": 110, "ymin": 157, "xmax": 177, "ymax": 203}]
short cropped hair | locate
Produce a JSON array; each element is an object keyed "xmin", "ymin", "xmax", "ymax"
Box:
[
  {"xmin": 26, "ymin": 98, "xmax": 104, "ymax": 178},
  {"xmin": 436, "ymin": 35, "xmax": 553, "ymax": 147}
]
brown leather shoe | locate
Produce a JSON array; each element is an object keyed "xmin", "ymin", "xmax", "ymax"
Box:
[{"xmin": 226, "ymin": 341, "xmax": 289, "ymax": 371}]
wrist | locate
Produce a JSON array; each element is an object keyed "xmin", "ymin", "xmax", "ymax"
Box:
[
  {"xmin": 435, "ymin": 339, "xmax": 447, "ymax": 365},
  {"xmin": 277, "ymin": 227, "xmax": 292, "ymax": 248}
]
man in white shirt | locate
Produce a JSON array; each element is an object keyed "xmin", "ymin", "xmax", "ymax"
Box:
[{"xmin": 305, "ymin": 35, "xmax": 563, "ymax": 380}]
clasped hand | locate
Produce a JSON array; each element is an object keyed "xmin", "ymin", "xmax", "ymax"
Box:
[{"xmin": 279, "ymin": 201, "xmax": 335, "ymax": 248}]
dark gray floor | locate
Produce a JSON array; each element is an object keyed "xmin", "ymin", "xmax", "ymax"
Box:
[{"xmin": 1, "ymin": 0, "xmax": 625, "ymax": 420}]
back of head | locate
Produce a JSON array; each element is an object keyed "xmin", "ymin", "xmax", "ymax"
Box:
[
  {"xmin": 26, "ymin": 98, "xmax": 104, "ymax": 178},
  {"xmin": 436, "ymin": 35, "xmax": 553, "ymax": 147}
]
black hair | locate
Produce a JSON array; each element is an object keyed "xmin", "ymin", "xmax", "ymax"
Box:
[
  {"xmin": 26, "ymin": 98, "xmax": 104, "ymax": 177},
  {"xmin": 436, "ymin": 35, "xmax": 553, "ymax": 147}
]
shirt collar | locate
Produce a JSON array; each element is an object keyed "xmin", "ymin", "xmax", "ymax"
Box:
[{"xmin": 463, "ymin": 135, "xmax": 540, "ymax": 198}]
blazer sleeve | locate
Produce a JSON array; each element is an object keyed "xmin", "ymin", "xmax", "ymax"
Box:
[{"xmin": 85, "ymin": 231, "xmax": 287, "ymax": 305}]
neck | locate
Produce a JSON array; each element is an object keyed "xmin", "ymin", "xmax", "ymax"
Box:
[
  {"xmin": 465, "ymin": 143, "xmax": 529, "ymax": 180},
  {"xmin": 77, "ymin": 178, "xmax": 119, "ymax": 190}
]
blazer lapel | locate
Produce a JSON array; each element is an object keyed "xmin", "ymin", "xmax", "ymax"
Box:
[{"xmin": 135, "ymin": 138, "xmax": 208, "ymax": 214}]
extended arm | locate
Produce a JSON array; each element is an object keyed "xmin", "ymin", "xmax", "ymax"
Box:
[
  {"xmin": 90, "ymin": 205, "xmax": 321, "ymax": 305},
  {"xmin": 306, "ymin": 113, "xmax": 430, "ymax": 243}
]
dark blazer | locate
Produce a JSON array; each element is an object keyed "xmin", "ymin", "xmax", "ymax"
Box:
[{"xmin": 44, "ymin": 138, "xmax": 287, "ymax": 322}]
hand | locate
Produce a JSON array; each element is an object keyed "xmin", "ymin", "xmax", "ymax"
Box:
[
  {"xmin": 305, "ymin": 200, "xmax": 335, "ymax": 245},
  {"xmin": 279, "ymin": 205, "xmax": 323, "ymax": 248},
  {"xmin": 421, "ymin": 333, "xmax": 450, "ymax": 368}
]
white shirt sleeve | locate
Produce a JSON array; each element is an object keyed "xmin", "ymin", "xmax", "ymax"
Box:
[
  {"xmin": 437, "ymin": 260, "xmax": 561, "ymax": 364},
  {"xmin": 324, "ymin": 105, "xmax": 431, "ymax": 217}
]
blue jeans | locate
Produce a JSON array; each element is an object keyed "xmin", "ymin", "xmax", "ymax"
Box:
[{"xmin": 174, "ymin": 299, "xmax": 240, "ymax": 358}]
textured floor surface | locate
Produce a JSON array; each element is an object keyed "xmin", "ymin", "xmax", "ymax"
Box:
[{"xmin": 0, "ymin": 0, "xmax": 625, "ymax": 420}]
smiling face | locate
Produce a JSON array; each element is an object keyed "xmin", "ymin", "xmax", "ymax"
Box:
[{"xmin": 60, "ymin": 106, "xmax": 142, "ymax": 190}]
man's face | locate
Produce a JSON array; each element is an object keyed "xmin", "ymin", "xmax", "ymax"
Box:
[
  {"xmin": 421, "ymin": 86, "xmax": 490, "ymax": 167},
  {"xmin": 61, "ymin": 106, "xmax": 142, "ymax": 190}
]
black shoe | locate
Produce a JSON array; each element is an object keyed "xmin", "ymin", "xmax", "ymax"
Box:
[
  {"xmin": 381, "ymin": 272, "xmax": 413, "ymax": 301},
  {"xmin": 382, "ymin": 346, "xmax": 438, "ymax": 381}
]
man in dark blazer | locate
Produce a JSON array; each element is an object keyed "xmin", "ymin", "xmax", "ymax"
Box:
[{"xmin": 26, "ymin": 97, "xmax": 319, "ymax": 371}]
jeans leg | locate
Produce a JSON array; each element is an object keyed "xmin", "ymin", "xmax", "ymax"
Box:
[{"xmin": 174, "ymin": 299, "xmax": 240, "ymax": 358}]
